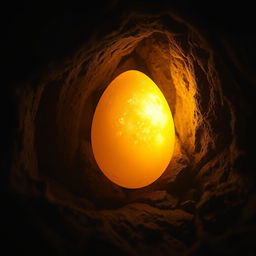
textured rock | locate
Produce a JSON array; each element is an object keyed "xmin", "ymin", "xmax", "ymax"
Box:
[
  {"xmin": 61, "ymin": 202, "xmax": 194, "ymax": 255},
  {"xmin": 135, "ymin": 191, "xmax": 178, "ymax": 209},
  {"xmin": 180, "ymin": 200, "xmax": 196, "ymax": 213},
  {"xmin": 2, "ymin": 2, "xmax": 255, "ymax": 255}
]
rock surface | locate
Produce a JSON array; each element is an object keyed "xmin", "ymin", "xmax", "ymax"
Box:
[{"xmin": 2, "ymin": 1, "xmax": 256, "ymax": 255}]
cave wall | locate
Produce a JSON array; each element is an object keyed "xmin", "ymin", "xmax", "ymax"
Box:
[{"xmin": 2, "ymin": 2, "xmax": 256, "ymax": 255}]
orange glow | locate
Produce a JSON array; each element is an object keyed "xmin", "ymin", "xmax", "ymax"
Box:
[{"xmin": 91, "ymin": 70, "xmax": 175, "ymax": 189}]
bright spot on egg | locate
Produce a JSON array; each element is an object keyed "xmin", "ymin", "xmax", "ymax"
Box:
[{"xmin": 91, "ymin": 70, "xmax": 175, "ymax": 189}]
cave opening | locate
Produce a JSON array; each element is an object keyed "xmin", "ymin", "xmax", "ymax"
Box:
[
  {"xmin": 32, "ymin": 27, "xmax": 205, "ymax": 208},
  {"xmin": 3, "ymin": 3, "xmax": 255, "ymax": 256}
]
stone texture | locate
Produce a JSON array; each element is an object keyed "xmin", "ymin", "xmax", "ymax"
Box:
[
  {"xmin": 2, "ymin": 2, "xmax": 255, "ymax": 255},
  {"xmin": 135, "ymin": 190, "xmax": 178, "ymax": 209}
]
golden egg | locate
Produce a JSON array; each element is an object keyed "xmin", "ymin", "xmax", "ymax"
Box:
[{"xmin": 91, "ymin": 70, "xmax": 175, "ymax": 189}]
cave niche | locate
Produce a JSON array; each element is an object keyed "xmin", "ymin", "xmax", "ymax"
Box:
[{"xmin": 8, "ymin": 9, "xmax": 251, "ymax": 256}]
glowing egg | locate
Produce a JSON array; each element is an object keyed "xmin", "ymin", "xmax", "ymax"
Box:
[{"xmin": 91, "ymin": 70, "xmax": 175, "ymax": 189}]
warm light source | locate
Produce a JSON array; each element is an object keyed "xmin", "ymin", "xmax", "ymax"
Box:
[{"xmin": 91, "ymin": 70, "xmax": 175, "ymax": 189}]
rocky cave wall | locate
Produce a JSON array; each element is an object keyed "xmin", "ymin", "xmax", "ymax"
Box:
[{"xmin": 4, "ymin": 3, "xmax": 256, "ymax": 256}]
